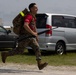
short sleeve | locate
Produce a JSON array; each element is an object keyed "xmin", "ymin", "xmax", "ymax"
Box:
[{"xmin": 24, "ymin": 14, "xmax": 32, "ymax": 24}]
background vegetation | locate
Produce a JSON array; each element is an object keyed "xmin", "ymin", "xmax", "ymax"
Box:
[{"xmin": 0, "ymin": 49, "xmax": 76, "ymax": 66}]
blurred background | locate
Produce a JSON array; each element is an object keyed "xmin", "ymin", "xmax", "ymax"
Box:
[{"xmin": 0, "ymin": 0, "xmax": 76, "ymax": 27}]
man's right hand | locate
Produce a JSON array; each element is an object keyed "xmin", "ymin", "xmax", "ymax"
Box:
[
  {"xmin": 33, "ymin": 32, "xmax": 38, "ymax": 37},
  {"xmin": 33, "ymin": 32, "xmax": 39, "ymax": 42}
]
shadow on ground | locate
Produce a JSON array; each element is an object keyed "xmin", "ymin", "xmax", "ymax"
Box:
[{"xmin": 0, "ymin": 69, "xmax": 42, "ymax": 73}]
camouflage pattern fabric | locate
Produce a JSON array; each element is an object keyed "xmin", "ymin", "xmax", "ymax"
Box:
[
  {"xmin": 8, "ymin": 38, "xmax": 41, "ymax": 60},
  {"xmin": 13, "ymin": 8, "xmax": 29, "ymax": 35}
]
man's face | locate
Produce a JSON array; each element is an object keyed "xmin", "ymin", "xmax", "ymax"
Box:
[{"xmin": 31, "ymin": 5, "xmax": 38, "ymax": 14}]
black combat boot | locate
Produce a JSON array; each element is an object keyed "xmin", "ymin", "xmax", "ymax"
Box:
[
  {"xmin": 1, "ymin": 52, "xmax": 9, "ymax": 63},
  {"xmin": 37, "ymin": 60, "xmax": 48, "ymax": 70}
]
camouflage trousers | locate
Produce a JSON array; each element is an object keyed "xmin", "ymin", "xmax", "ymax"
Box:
[{"xmin": 8, "ymin": 38, "xmax": 41, "ymax": 60}]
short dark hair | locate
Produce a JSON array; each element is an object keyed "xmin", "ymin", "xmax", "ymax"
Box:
[{"xmin": 28, "ymin": 3, "xmax": 36, "ymax": 10}]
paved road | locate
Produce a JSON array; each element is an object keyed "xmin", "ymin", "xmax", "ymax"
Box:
[{"xmin": 0, "ymin": 63, "xmax": 76, "ymax": 75}]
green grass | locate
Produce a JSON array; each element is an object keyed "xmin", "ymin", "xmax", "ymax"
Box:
[{"xmin": 0, "ymin": 50, "xmax": 76, "ymax": 66}]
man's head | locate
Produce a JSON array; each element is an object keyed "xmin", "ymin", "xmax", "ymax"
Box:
[{"xmin": 28, "ymin": 3, "xmax": 38, "ymax": 14}]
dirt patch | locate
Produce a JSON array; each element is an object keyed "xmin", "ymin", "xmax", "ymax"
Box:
[{"xmin": 0, "ymin": 63, "xmax": 76, "ymax": 75}]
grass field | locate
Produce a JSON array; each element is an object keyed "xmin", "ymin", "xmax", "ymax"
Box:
[{"xmin": 0, "ymin": 49, "xmax": 76, "ymax": 66}]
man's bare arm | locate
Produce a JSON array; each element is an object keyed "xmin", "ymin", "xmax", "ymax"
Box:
[{"xmin": 24, "ymin": 22, "xmax": 37, "ymax": 37}]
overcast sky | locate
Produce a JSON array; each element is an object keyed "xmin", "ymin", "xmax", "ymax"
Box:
[{"xmin": 0, "ymin": 0, "xmax": 76, "ymax": 26}]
